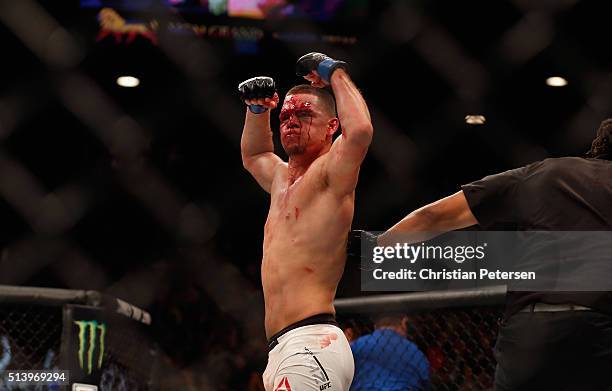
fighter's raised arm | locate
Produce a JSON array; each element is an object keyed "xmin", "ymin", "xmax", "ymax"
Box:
[
  {"xmin": 296, "ymin": 53, "xmax": 373, "ymax": 196},
  {"xmin": 239, "ymin": 77, "xmax": 284, "ymax": 193}
]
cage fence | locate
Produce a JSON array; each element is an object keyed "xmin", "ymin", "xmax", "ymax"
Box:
[
  {"xmin": 0, "ymin": 285, "xmax": 157, "ymax": 391},
  {"xmin": 335, "ymin": 286, "xmax": 506, "ymax": 391}
]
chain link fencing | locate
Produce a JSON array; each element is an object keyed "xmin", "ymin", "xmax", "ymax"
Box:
[
  {"xmin": 0, "ymin": 285, "xmax": 157, "ymax": 391},
  {"xmin": 336, "ymin": 286, "xmax": 506, "ymax": 391},
  {"xmin": 0, "ymin": 304, "xmax": 62, "ymax": 374}
]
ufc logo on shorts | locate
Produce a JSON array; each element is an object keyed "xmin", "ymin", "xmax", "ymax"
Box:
[
  {"xmin": 319, "ymin": 381, "xmax": 332, "ymax": 390},
  {"xmin": 274, "ymin": 376, "xmax": 292, "ymax": 391}
]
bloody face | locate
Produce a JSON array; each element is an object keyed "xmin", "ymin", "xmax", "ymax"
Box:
[{"xmin": 279, "ymin": 93, "xmax": 331, "ymax": 156}]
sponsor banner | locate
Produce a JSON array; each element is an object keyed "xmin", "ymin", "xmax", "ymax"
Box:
[
  {"xmin": 85, "ymin": 6, "xmax": 359, "ymax": 48},
  {"xmin": 66, "ymin": 306, "xmax": 107, "ymax": 386},
  {"xmin": 81, "ymin": 0, "xmax": 367, "ymax": 22}
]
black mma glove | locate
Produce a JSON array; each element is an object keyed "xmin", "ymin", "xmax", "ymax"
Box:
[
  {"xmin": 296, "ymin": 52, "xmax": 348, "ymax": 84},
  {"xmin": 238, "ymin": 76, "xmax": 276, "ymax": 114}
]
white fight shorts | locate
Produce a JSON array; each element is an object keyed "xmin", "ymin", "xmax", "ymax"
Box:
[{"xmin": 263, "ymin": 314, "xmax": 354, "ymax": 391}]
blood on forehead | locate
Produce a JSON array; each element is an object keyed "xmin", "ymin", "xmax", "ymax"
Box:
[{"xmin": 281, "ymin": 95, "xmax": 314, "ymax": 114}]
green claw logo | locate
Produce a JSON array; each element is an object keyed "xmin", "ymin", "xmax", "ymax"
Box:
[{"xmin": 74, "ymin": 320, "xmax": 106, "ymax": 374}]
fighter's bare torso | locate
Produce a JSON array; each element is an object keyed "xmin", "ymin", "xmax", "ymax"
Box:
[{"xmin": 262, "ymin": 153, "xmax": 354, "ymax": 338}]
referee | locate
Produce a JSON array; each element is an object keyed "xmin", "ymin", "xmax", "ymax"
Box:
[{"xmin": 375, "ymin": 119, "xmax": 612, "ymax": 390}]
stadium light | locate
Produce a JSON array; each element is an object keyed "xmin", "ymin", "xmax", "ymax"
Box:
[
  {"xmin": 116, "ymin": 76, "xmax": 140, "ymax": 88},
  {"xmin": 546, "ymin": 76, "xmax": 568, "ymax": 87},
  {"xmin": 465, "ymin": 115, "xmax": 486, "ymax": 125}
]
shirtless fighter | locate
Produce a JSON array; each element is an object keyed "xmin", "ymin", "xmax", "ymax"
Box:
[{"xmin": 238, "ymin": 53, "xmax": 373, "ymax": 391}]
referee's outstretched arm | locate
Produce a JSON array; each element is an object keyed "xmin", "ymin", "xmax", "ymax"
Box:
[{"xmin": 378, "ymin": 190, "xmax": 478, "ymax": 245}]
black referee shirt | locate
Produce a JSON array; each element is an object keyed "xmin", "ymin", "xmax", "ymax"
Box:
[{"xmin": 461, "ymin": 156, "xmax": 612, "ymax": 316}]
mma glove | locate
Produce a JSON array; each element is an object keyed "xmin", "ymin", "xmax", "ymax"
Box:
[
  {"xmin": 238, "ymin": 76, "xmax": 277, "ymax": 114},
  {"xmin": 347, "ymin": 230, "xmax": 380, "ymax": 271},
  {"xmin": 296, "ymin": 52, "xmax": 348, "ymax": 84}
]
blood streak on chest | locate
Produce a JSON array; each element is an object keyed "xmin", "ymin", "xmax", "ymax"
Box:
[
  {"xmin": 283, "ymin": 206, "xmax": 300, "ymax": 220},
  {"xmin": 279, "ymin": 177, "xmax": 303, "ymax": 221}
]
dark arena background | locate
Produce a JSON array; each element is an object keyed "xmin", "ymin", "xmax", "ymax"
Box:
[{"xmin": 0, "ymin": 1, "xmax": 610, "ymax": 390}]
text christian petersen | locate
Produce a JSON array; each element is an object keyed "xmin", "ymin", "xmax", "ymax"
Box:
[{"xmin": 370, "ymin": 242, "xmax": 536, "ymax": 281}]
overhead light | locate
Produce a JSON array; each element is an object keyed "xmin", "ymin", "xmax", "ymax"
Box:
[
  {"xmin": 116, "ymin": 76, "xmax": 140, "ymax": 88},
  {"xmin": 465, "ymin": 115, "xmax": 486, "ymax": 125},
  {"xmin": 546, "ymin": 76, "xmax": 567, "ymax": 87}
]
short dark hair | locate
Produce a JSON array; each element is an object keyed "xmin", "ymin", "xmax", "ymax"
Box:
[
  {"xmin": 586, "ymin": 119, "xmax": 612, "ymax": 160},
  {"xmin": 374, "ymin": 313, "xmax": 407, "ymax": 328},
  {"xmin": 285, "ymin": 84, "xmax": 337, "ymax": 117}
]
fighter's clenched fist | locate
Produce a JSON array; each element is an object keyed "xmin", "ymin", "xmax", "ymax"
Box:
[
  {"xmin": 238, "ymin": 76, "xmax": 279, "ymax": 114},
  {"xmin": 296, "ymin": 52, "xmax": 348, "ymax": 87}
]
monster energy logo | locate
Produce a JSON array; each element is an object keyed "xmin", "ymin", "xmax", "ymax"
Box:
[{"xmin": 74, "ymin": 320, "xmax": 106, "ymax": 375}]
